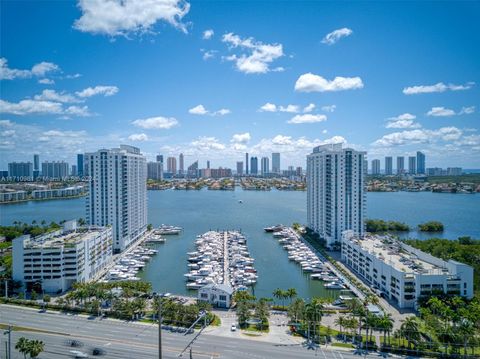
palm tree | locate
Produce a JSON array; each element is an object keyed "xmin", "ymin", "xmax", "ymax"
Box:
[
  {"xmin": 15, "ymin": 337, "xmax": 30, "ymax": 359},
  {"xmin": 305, "ymin": 298, "xmax": 323, "ymax": 342},
  {"xmin": 286, "ymin": 288, "xmax": 297, "ymax": 304},
  {"xmin": 287, "ymin": 298, "xmax": 305, "ymax": 325},
  {"xmin": 363, "ymin": 312, "xmax": 378, "ymax": 347},
  {"xmin": 335, "ymin": 316, "xmax": 346, "ymax": 341},
  {"xmin": 400, "ymin": 317, "xmax": 420, "ymax": 350},
  {"xmin": 272, "ymin": 288, "xmax": 285, "ymax": 307},
  {"xmin": 378, "ymin": 313, "xmax": 394, "ymax": 347},
  {"xmin": 28, "ymin": 340, "xmax": 45, "ymax": 358}
]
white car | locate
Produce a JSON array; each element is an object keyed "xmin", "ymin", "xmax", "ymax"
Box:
[
  {"xmin": 231, "ymin": 324, "xmax": 237, "ymax": 331},
  {"xmin": 69, "ymin": 350, "xmax": 88, "ymax": 358}
]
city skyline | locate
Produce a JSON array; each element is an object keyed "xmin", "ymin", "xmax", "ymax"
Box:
[{"xmin": 1, "ymin": 1, "xmax": 479, "ymax": 169}]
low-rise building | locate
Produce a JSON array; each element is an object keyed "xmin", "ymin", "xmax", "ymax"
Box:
[
  {"xmin": 31, "ymin": 185, "xmax": 85, "ymax": 200},
  {"xmin": 198, "ymin": 284, "xmax": 234, "ymax": 308},
  {"xmin": 0, "ymin": 190, "xmax": 27, "ymax": 202},
  {"xmin": 341, "ymin": 230, "xmax": 473, "ymax": 308},
  {"xmin": 12, "ymin": 220, "xmax": 113, "ymax": 293}
]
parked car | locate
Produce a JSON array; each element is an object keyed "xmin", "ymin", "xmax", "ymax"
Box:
[
  {"xmin": 69, "ymin": 350, "xmax": 88, "ymax": 358},
  {"xmin": 231, "ymin": 324, "xmax": 237, "ymax": 331}
]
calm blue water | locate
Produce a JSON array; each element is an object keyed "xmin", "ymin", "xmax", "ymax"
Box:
[{"xmin": 1, "ymin": 190, "xmax": 479, "ymax": 298}]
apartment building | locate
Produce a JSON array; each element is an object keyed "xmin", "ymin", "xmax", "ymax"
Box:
[
  {"xmin": 341, "ymin": 231, "xmax": 474, "ymax": 308},
  {"xmin": 12, "ymin": 220, "xmax": 113, "ymax": 293},
  {"xmin": 307, "ymin": 144, "xmax": 366, "ymax": 247}
]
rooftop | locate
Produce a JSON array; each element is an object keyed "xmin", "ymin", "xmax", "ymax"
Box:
[
  {"xmin": 344, "ymin": 234, "xmax": 448, "ymax": 275},
  {"xmin": 23, "ymin": 226, "xmax": 109, "ymax": 249}
]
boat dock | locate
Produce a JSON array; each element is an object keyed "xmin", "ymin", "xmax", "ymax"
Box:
[
  {"xmin": 223, "ymin": 231, "xmax": 228, "ymax": 284},
  {"xmin": 266, "ymin": 226, "xmax": 353, "ymax": 291},
  {"xmin": 185, "ymin": 230, "xmax": 257, "ymax": 291}
]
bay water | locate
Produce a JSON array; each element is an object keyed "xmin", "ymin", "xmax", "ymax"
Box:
[{"xmin": 1, "ymin": 189, "xmax": 478, "ymax": 299}]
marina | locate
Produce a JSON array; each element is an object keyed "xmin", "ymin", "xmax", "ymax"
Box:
[
  {"xmin": 184, "ymin": 231, "xmax": 257, "ymax": 291},
  {"xmin": 106, "ymin": 245, "xmax": 158, "ymax": 281},
  {"xmin": 104, "ymin": 226, "xmax": 181, "ymax": 282},
  {"xmin": 267, "ymin": 226, "xmax": 347, "ymax": 290},
  {"xmin": 2, "ymin": 189, "xmax": 479, "ymax": 298}
]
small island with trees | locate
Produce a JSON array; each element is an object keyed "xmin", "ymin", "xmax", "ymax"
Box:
[{"xmin": 418, "ymin": 221, "xmax": 445, "ymax": 232}]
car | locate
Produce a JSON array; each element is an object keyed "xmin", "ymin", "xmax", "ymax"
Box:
[
  {"xmin": 65, "ymin": 340, "xmax": 84, "ymax": 348},
  {"xmin": 69, "ymin": 350, "xmax": 89, "ymax": 358},
  {"xmin": 231, "ymin": 324, "xmax": 237, "ymax": 331},
  {"xmin": 92, "ymin": 348, "xmax": 106, "ymax": 356}
]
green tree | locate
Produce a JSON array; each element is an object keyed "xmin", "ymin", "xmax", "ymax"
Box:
[
  {"xmin": 15, "ymin": 337, "xmax": 30, "ymax": 359},
  {"xmin": 272, "ymin": 288, "xmax": 286, "ymax": 307},
  {"xmin": 418, "ymin": 221, "xmax": 444, "ymax": 232},
  {"xmin": 28, "ymin": 340, "xmax": 45, "ymax": 358},
  {"xmin": 335, "ymin": 316, "xmax": 346, "ymax": 340},
  {"xmin": 288, "ymin": 298, "xmax": 305, "ymax": 324},
  {"xmin": 400, "ymin": 317, "xmax": 420, "ymax": 350},
  {"xmin": 378, "ymin": 312, "xmax": 394, "ymax": 346},
  {"xmin": 286, "ymin": 288, "xmax": 297, "ymax": 304}
]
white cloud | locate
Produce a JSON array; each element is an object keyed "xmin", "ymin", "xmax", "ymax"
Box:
[
  {"xmin": 231, "ymin": 132, "xmax": 251, "ymax": 143},
  {"xmin": 215, "ymin": 108, "xmax": 231, "ymax": 116},
  {"xmin": 128, "ymin": 133, "xmax": 149, "ymax": 141},
  {"xmin": 459, "ymin": 106, "xmax": 475, "ymax": 115},
  {"xmin": 189, "ymin": 104, "xmax": 208, "ymax": 115},
  {"xmin": 259, "ymin": 103, "xmax": 277, "ymax": 112},
  {"xmin": 258, "ymin": 103, "xmax": 299, "ymax": 113},
  {"xmin": 403, "ymin": 82, "xmax": 474, "ymax": 95},
  {"xmin": 202, "ymin": 50, "xmax": 217, "ymax": 60},
  {"xmin": 321, "ymin": 27, "xmax": 353, "ymax": 45},
  {"xmin": 31, "ymin": 62, "xmax": 60, "ymax": 77},
  {"xmin": 372, "ymin": 126, "xmax": 463, "ymax": 147},
  {"xmin": 64, "ymin": 105, "xmax": 92, "ymax": 117},
  {"xmin": 251, "ymin": 134, "xmax": 347, "ymax": 156},
  {"xmin": 76, "ymin": 85, "xmax": 119, "ymax": 98},
  {"xmin": 38, "ymin": 78, "xmax": 55, "ymax": 85},
  {"xmin": 385, "ymin": 113, "xmax": 421, "ymax": 129},
  {"xmin": 132, "ymin": 116, "xmax": 178, "ymax": 129},
  {"xmin": 295, "ymin": 73, "xmax": 364, "ymax": 92},
  {"xmin": 0, "ymin": 99, "xmax": 64, "ymax": 115},
  {"xmin": 0, "ymin": 120, "xmax": 88, "ymax": 156},
  {"xmin": 427, "ymin": 107, "xmax": 456, "ymax": 117},
  {"xmin": 279, "ymin": 105, "xmax": 299, "ymax": 113},
  {"xmin": 0, "ymin": 57, "xmax": 60, "ymax": 80},
  {"xmin": 202, "ymin": 29, "xmax": 214, "ymax": 40},
  {"xmin": 321, "ymin": 105, "xmax": 336, "ymax": 112},
  {"xmin": 386, "ymin": 119, "xmax": 421, "ymax": 129},
  {"xmin": 191, "ymin": 136, "xmax": 225, "ymax": 151},
  {"xmin": 222, "ymin": 32, "xmax": 284, "ymax": 74},
  {"xmin": 0, "ymin": 97, "xmax": 93, "ymax": 117},
  {"xmin": 34, "ymin": 89, "xmax": 80, "ymax": 103},
  {"xmin": 303, "ymin": 103, "xmax": 315, "ymax": 113},
  {"xmin": 390, "ymin": 113, "xmax": 416, "ymax": 121},
  {"xmin": 73, "ymin": 0, "xmax": 191, "ymax": 36},
  {"xmin": 287, "ymin": 114, "xmax": 327, "ymax": 124},
  {"xmin": 188, "ymin": 104, "xmax": 230, "ymax": 116},
  {"xmin": 65, "ymin": 73, "xmax": 82, "ymax": 79}
]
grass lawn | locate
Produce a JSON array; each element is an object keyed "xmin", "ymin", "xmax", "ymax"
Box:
[
  {"xmin": 242, "ymin": 324, "xmax": 269, "ymax": 333},
  {"xmin": 210, "ymin": 314, "xmax": 221, "ymax": 326},
  {"xmin": 331, "ymin": 342, "xmax": 355, "ymax": 349},
  {"xmin": 0, "ymin": 323, "xmax": 67, "ymax": 336}
]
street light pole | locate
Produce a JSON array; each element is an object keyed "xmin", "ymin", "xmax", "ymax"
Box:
[
  {"xmin": 2, "ymin": 325, "xmax": 12, "ymax": 359},
  {"xmin": 158, "ymin": 297, "xmax": 162, "ymax": 359}
]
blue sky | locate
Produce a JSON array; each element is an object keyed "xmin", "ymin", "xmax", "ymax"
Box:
[{"xmin": 1, "ymin": 0, "xmax": 479, "ymax": 170}]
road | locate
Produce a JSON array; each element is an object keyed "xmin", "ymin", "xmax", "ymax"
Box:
[{"xmin": 0, "ymin": 305, "xmax": 388, "ymax": 359}]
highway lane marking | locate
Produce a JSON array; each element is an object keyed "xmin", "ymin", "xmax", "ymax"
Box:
[{"xmin": 3, "ymin": 323, "xmax": 220, "ymax": 358}]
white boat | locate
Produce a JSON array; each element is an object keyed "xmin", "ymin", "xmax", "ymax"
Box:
[{"xmin": 324, "ymin": 281, "xmax": 345, "ymax": 289}]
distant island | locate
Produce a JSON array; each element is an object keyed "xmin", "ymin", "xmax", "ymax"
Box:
[{"xmin": 366, "ymin": 219, "xmax": 445, "ymax": 233}]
